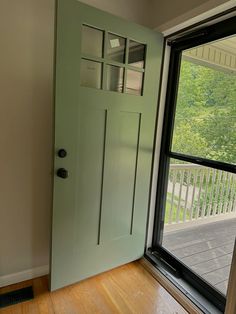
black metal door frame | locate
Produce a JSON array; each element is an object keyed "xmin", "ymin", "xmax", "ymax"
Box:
[{"xmin": 149, "ymin": 15, "xmax": 236, "ymax": 313}]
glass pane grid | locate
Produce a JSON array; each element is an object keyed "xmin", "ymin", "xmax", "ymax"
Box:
[{"xmin": 80, "ymin": 25, "xmax": 146, "ymax": 96}]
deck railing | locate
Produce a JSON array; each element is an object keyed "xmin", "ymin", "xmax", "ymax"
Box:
[{"xmin": 165, "ymin": 164, "xmax": 236, "ymax": 225}]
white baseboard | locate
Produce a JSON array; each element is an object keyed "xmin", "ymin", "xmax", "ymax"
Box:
[{"xmin": 0, "ymin": 265, "xmax": 49, "ymax": 288}]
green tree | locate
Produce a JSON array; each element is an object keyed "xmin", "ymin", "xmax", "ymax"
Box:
[{"xmin": 172, "ymin": 60, "xmax": 236, "ymax": 164}]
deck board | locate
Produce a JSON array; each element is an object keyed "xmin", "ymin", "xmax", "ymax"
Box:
[
  {"xmin": 163, "ymin": 218, "xmax": 236, "ymax": 295},
  {"xmin": 181, "ymin": 243, "xmax": 233, "ymax": 266},
  {"xmin": 191, "ymin": 253, "xmax": 232, "ymax": 275},
  {"xmin": 202, "ymin": 266, "xmax": 231, "ymax": 286},
  {"xmin": 215, "ymin": 281, "xmax": 228, "ymax": 293}
]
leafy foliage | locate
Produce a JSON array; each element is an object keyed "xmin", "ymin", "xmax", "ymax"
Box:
[{"xmin": 172, "ymin": 60, "xmax": 236, "ymax": 164}]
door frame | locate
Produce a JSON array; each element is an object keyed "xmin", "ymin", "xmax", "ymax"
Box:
[
  {"xmin": 146, "ymin": 4, "xmax": 236, "ymax": 250},
  {"xmin": 146, "ymin": 13, "xmax": 236, "ymax": 314}
]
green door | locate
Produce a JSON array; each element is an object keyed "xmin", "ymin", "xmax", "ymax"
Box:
[{"xmin": 51, "ymin": 0, "xmax": 163, "ymax": 290}]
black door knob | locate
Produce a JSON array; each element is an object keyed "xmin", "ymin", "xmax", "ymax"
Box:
[
  {"xmin": 58, "ymin": 149, "xmax": 67, "ymax": 158},
  {"xmin": 57, "ymin": 168, "xmax": 68, "ymax": 179}
]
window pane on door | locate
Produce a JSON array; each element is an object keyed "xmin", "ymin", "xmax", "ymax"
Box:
[
  {"xmin": 107, "ymin": 33, "xmax": 126, "ymax": 63},
  {"xmin": 81, "ymin": 25, "xmax": 104, "ymax": 58},
  {"xmin": 171, "ymin": 36, "xmax": 236, "ymax": 165},
  {"xmin": 80, "ymin": 59, "xmax": 102, "ymax": 89},
  {"xmin": 128, "ymin": 40, "xmax": 146, "ymax": 68},
  {"xmin": 106, "ymin": 65, "xmax": 124, "ymax": 92},
  {"xmin": 126, "ymin": 70, "xmax": 143, "ymax": 95}
]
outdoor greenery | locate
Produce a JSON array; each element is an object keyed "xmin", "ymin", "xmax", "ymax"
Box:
[
  {"xmin": 165, "ymin": 59, "xmax": 236, "ymax": 224},
  {"xmin": 172, "ymin": 59, "xmax": 236, "ymax": 164}
]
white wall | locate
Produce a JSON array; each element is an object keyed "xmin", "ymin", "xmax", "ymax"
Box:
[
  {"xmin": 0, "ymin": 0, "xmax": 55, "ymax": 281},
  {"xmin": 79, "ymin": 0, "xmax": 153, "ymax": 27},
  {"xmin": 0, "ymin": 0, "xmax": 233, "ymax": 284},
  {"xmin": 151, "ymin": 0, "xmax": 233, "ymax": 30}
]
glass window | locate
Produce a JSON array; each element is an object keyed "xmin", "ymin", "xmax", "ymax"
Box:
[
  {"xmin": 80, "ymin": 26, "xmax": 145, "ymax": 95},
  {"xmin": 153, "ymin": 28, "xmax": 236, "ymax": 313},
  {"xmin": 80, "ymin": 59, "xmax": 102, "ymax": 89},
  {"xmin": 106, "ymin": 65, "xmax": 124, "ymax": 93},
  {"xmin": 162, "ymin": 158, "xmax": 236, "ymax": 296},
  {"xmin": 128, "ymin": 40, "xmax": 145, "ymax": 68},
  {"xmin": 171, "ymin": 48, "xmax": 236, "ymax": 165},
  {"xmin": 81, "ymin": 25, "xmax": 104, "ymax": 58},
  {"xmin": 107, "ymin": 33, "xmax": 126, "ymax": 63},
  {"xmin": 126, "ymin": 70, "xmax": 143, "ymax": 96}
]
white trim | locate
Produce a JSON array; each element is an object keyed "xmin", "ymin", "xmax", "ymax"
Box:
[
  {"xmin": 156, "ymin": 0, "xmax": 236, "ymax": 36},
  {"xmin": 146, "ymin": 43, "xmax": 171, "ymax": 248},
  {"xmin": 0, "ymin": 265, "xmax": 49, "ymax": 288}
]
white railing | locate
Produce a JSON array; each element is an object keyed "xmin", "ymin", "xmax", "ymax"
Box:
[{"xmin": 165, "ymin": 164, "xmax": 236, "ymax": 225}]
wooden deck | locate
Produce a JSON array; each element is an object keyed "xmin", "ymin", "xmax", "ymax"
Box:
[{"xmin": 163, "ymin": 218, "xmax": 236, "ymax": 295}]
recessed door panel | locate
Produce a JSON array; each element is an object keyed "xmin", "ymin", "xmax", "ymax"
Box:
[
  {"xmin": 76, "ymin": 107, "xmax": 107, "ymax": 246},
  {"xmin": 100, "ymin": 111, "xmax": 141, "ymax": 242}
]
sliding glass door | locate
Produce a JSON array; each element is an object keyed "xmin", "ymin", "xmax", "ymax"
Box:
[{"xmin": 151, "ymin": 16, "xmax": 236, "ymax": 312}]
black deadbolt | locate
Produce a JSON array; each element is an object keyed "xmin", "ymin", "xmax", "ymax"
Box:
[
  {"xmin": 57, "ymin": 168, "xmax": 68, "ymax": 179},
  {"xmin": 58, "ymin": 149, "xmax": 67, "ymax": 158}
]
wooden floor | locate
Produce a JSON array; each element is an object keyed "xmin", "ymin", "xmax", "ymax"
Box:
[
  {"xmin": 0, "ymin": 261, "xmax": 187, "ymax": 314},
  {"xmin": 163, "ymin": 218, "xmax": 236, "ymax": 295}
]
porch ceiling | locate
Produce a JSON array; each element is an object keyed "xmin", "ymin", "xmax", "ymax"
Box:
[{"xmin": 183, "ymin": 36, "xmax": 236, "ymax": 73}]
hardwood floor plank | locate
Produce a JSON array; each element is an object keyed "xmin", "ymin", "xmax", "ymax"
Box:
[
  {"xmin": 33, "ymin": 277, "xmax": 54, "ymax": 314},
  {"xmin": 0, "ymin": 262, "xmax": 188, "ymax": 314}
]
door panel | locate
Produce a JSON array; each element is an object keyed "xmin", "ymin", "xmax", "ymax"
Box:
[
  {"xmin": 101, "ymin": 111, "xmax": 141, "ymax": 242},
  {"xmin": 76, "ymin": 106, "xmax": 106, "ymax": 246},
  {"xmin": 51, "ymin": 0, "xmax": 163, "ymax": 290}
]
